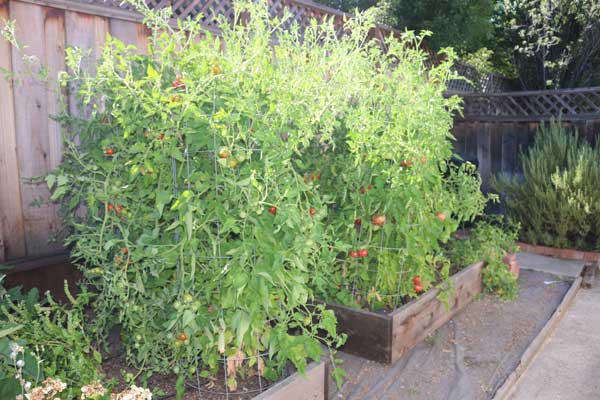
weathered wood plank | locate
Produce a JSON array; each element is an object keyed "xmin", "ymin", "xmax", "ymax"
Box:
[
  {"xmin": 0, "ymin": 0, "xmax": 27, "ymax": 260},
  {"xmin": 65, "ymin": 10, "xmax": 109, "ymax": 117},
  {"xmin": 324, "ymin": 301, "xmax": 392, "ymax": 363},
  {"xmin": 10, "ymin": 0, "xmax": 64, "ymax": 257},
  {"xmin": 477, "ymin": 123, "xmax": 492, "ymax": 191},
  {"xmin": 108, "ymin": 18, "xmax": 149, "ymax": 54},
  {"xmin": 500, "ymin": 123, "xmax": 517, "ymax": 175},
  {"xmin": 389, "ymin": 262, "xmax": 484, "ymax": 363}
]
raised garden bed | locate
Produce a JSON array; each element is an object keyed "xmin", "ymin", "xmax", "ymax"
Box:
[
  {"xmin": 517, "ymin": 242, "xmax": 600, "ymax": 263},
  {"xmin": 325, "ymin": 261, "xmax": 485, "ymax": 364},
  {"xmin": 254, "ymin": 361, "xmax": 325, "ymax": 400}
]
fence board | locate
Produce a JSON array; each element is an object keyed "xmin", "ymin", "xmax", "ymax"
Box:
[
  {"xmin": 10, "ymin": 0, "xmax": 63, "ymax": 256},
  {"xmin": 109, "ymin": 18, "xmax": 149, "ymax": 53},
  {"xmin": 0, "ymin": 0, "xmax": 26, "ymax": 260},
  {"xmin": 65, "ymin": 10, "xmax": 109, "ymax": 117}
]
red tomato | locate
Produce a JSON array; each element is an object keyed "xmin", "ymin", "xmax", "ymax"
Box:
[
  {"xmin": 371, "ymin": 214, "xmax": 386, "ymax": 226},
  {"xmin": 105, "ymin": 148, "xmax": 114, "ymax": 156},
  {"xmin": 360, "ymin": 187, "xmax": 367, "ymax": 194},
  {"xmin": 309, "ymin": 208, "xmax": 316, "ymax": 216},
  {"xmin": 116, "ymin": 205, "xmax": 124, "ymax": 212},
  {"xmin": 358, "ymin": 249, "xmax": 368, "ymax": 257},
  {"xmin": 107, "ymin": 203, "xmax": 115, "ymax": 211},
  {"xmin": 367, "ymin": 185, "xmax": 373, "ymax": 190},
  {"xmin": 436, "ymin": 212, "xmax": 446, "ymax": 221},
  {"xmin": 172, "ymin": 78, "xmax": 185, "ymax": 89},
  {"xmin": 268, "ymin": 206, "xmax": 277, "ymax": 215},
  {"xmin": 401, "ymin": 160, "xmax": 413, "ymax": 167},
  {"xmin": 414, "ymin": 285, "xmax": 423, "ymax": 293},
  {"xmin": 179, "ymin": 332, "xmax": 187, "ymax": 341},
  {"xmin": 354, "ymin": 218, "xmax": 362, "ymax": 226},
  {"xmin": 349, "ymin": 250, "xmax": 359, "ymax": 258},
  {"xmin": 412, "ymin": 276, "xmax": 422, "ymax": 285}
]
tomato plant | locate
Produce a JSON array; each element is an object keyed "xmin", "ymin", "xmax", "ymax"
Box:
[{"xmin": 36, "ymin": 0, "xmax": 493, "ymax": 392}]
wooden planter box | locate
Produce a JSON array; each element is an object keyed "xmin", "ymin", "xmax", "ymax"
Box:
[
  {"xmin": 254, "ymin": 361, "xmax": 325, "ymax": 400},
  {"xmin": 517, "ymin": 242, "xmax": 600, "ymax": 263},
  {"xmin": 326, "ymin": 261, "xmax": 485, "ymax": 364}
]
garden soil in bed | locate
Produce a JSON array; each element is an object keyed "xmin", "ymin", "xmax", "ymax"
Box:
[{"xmin": 328, "ymin": 269, "xmax": 572, "ymax": 400}]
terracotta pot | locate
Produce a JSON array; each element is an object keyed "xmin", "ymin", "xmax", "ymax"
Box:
[{"xmin": 503, "ymin": 252, "xmax": 519, "ymax": 278}]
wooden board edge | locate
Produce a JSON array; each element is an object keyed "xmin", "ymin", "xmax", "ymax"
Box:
[
  {"xmin": 491, "ymin": 276, "xmax": 582, "ymax": 400},
  {"xmin": 254, "ymin": 361, "xmax": 325, "ymax": 400},
  {"xmin": 389, "ymin": 261, "xmax": 485, "ymax": 319},
  {"xmin": 517, "ymin": 242, "xmax": 600, "ymax": 263}
]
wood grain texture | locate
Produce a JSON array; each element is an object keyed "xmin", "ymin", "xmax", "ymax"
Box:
[
  {"xmin": 0, "ymin": 0, "xmax": 27, "ymax": 260},
  {"xmin": 108, "ymin": 19, "xmax": 149, "ymax": 54},
  {"xmin": 65, "ymin": 10, "xmax": 109, "ymax": 117},
  {"xmin": 325, "ymin": 301, "xmax": 392, "ymax": 363},
  {"xmin": 10, "ymin": 0, "xmax": 64, "ymax": 257},
  {"xmin": 324, "ymin": 262, "xmax": 484, "ymax": 364},
  {"xmin": 254, "ymin": 361, "xmax": 325, "ymax": 400},
  {"xmin": 389, "ymin": 262, "xmax": 484, "ymax": 363}
]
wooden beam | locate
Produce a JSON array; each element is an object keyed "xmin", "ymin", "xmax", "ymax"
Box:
[
  {"xmin": 10, "ymin": 0, "xmax": 64, "ymax": 257},
  {"xmin": 0, "ymin": 0, "xmax": 27, "ymax": 260}
]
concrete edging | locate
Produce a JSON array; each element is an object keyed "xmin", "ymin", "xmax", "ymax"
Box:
[{"xmin": 492, "ymin": 275, "xmax": 583, "ymax": 400}]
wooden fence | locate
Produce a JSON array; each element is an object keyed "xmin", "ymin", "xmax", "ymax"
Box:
[
  {"xmin": 452, "ymin": 88, "xmax": 600, "ymax": 191},
  {"xmin": 0, "ymin": 0, "xmax": 400, "ymax": 262}
]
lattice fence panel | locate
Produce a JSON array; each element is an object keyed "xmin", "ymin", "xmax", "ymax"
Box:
[{"xmin": 460, "ymin": 88, "xmax": 600, "ymax": 121}]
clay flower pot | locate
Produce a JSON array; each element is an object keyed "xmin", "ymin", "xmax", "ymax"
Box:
[{"xmin": 503, "ymin": 253, "xmax": 519, "ymax": 278}]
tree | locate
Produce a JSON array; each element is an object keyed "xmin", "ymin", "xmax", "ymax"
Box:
[{"xmin": 495, "ymin": 0, "xmax": 600, "ymax": 89}]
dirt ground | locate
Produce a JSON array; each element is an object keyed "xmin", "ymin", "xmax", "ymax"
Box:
[{"xmin": 327, "ymin": 269, "xmax": 572, "ymax": 400}]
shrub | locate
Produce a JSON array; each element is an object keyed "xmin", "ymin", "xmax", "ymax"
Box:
[{"xmin": 493, "ymin": 120, "xmax": 600, "ymax": 251}]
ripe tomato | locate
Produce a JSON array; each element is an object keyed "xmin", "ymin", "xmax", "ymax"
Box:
[
  {"xmin": 401, "ymin": 160, "xmax": 413, "ymax": 167},
  {"xmin": 212, "ymin": 65, "xmax": 221, "ymax": 75},
  {"xmin": 414, "ymin": 285, "xmax": 423, "ymax": 293},
  {"xmin": 354, "ymin": 218, "xmax": 362, "ymax": 226},
  {"xmin": 309, "ymin": 208, "xmax": 316, "ymax": 216},
  {"xmin": 116, "ymin": 205, "xmax": 124, "ymax": 212},
  {"xmin": 436, "ymin": 212, "xmax": 446, "ymax": 221},
  {"xmin": 349, "ymin": 250, "xmax": 359, "ymax": 258},
  {"xmin": 107, "ymin": 203, "xmax": 115, "ymax": 211},
  {"xmin": 268, "ymin": 206, "xmax": 277, "ymax": 215},
  {"xmin": 358, "ymin": 249, "xmax": 368, "ymax": 257},
  {"xmin": 105, "ymin": 148, "xmax": 114, "ymax": 156},
  {"xmin": 367, "ymin": 185, "xmax": 373, "ymax": 190},
  {"xmin": 360, "ymin": 187, "xmax": 367, "ymax": 194},
  {"xmin": 172, "ymin": 78, "xmax": 185, "ymax": 89},
  {"xmin": 218, "ymin": 147, "xmax": 230, "ymax": 159},
  {"xmin": 412, "ymin": 276, "xmax": 422, "ymax": 285},
  {"xmin": 179, "ymin": 332, "xmax": 187, "ymax": 341},
  {"xmin": 371, "ymin": 214, "xmax": 386, "ymax": 226}
]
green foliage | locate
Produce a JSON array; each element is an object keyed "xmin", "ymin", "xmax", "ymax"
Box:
[
  {"xmin": 495, "ymin": 0, "xmax": 600, "ymax": 89},
  {"xmin": 447, "ymin": 217, "xmax": 519, "ymax": 300},
  {"xmin": 5, "ymin": 0, "xmax": 490, "ymax": 390},
  {"xmin": 493, "ymin": 120, "xmax": 600, "ymax": 251},
  {"xmin": 482, "ymin": 258, "xmax": 518, "ymax": 300},
  {"xmin": 0, "ymin": 276, "xmax": 103, "ymax": 399}
]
